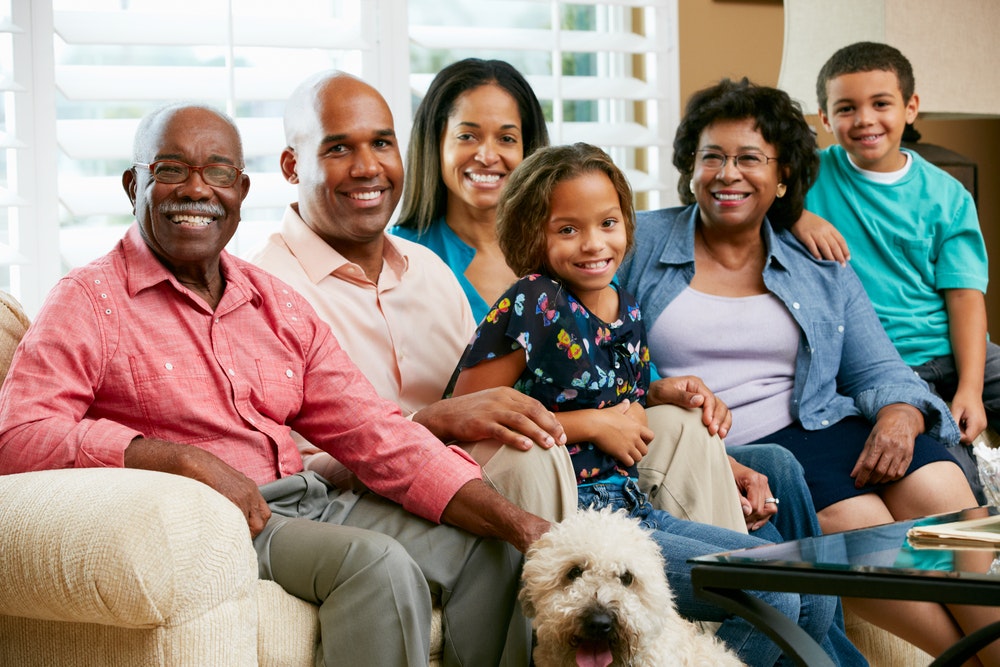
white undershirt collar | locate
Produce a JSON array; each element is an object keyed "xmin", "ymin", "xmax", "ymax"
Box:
[{"xmin": 845, "ymin": 149, "xmax": 912, "ymax": 185}]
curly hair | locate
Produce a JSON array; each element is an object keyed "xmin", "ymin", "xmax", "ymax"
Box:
[
  {"xmin": 816, "ymin": 41, "xmax": 915, "ymax": 112},
  {"xmin": 396, "ymin": 59, "xmax": 549, "ymax": 233},
  {"xmin": 496, "ymin": 143, "xmax": 635, "ymax": 278},
  {"xmin": 673, "ymin": 78, "xmax": 818, "ymax": 229}
]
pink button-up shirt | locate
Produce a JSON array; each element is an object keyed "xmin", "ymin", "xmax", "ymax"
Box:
[{"xmin": 0, "ymin": 225, "xmax": 480, "ymax": 522}]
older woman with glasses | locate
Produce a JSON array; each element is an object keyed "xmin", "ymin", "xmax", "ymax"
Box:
[{"xmin": 619, "ymin": 77, "xmax": 1000, "ymax": 662}]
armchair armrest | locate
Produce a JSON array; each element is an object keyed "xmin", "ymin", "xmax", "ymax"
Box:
[{"xmin": 0, "ymin": 468, "xmax": 258, "ymax": 628}]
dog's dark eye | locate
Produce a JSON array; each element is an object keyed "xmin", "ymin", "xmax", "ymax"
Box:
[
  {"xmin": 619, "ymin": 571, "xmax": 634, "ymax": 587},
  {"xmin": 566, "ymin": 565, "xmax": 584, "ymax": 581}
]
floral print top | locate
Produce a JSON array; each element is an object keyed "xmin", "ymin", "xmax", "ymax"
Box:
[{"xmin": 458, "ymin": 273, "xmax": 650, "ymax": 485}]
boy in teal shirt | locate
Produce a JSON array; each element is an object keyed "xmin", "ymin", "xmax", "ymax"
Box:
[{"xmin": 795, "ymin": 41, "xmax": 995, "ymax": 501}]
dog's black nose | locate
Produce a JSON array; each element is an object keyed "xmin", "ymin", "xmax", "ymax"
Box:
[{"xmin": 582, "ymin": 611, "xmax": 614, "ymax": 639}]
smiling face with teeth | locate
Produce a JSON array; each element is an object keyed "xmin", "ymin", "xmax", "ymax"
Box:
[
  {"xmin": 543, "ymin": 171, "xmax": 628, "ymax": 317},
  {"xmin": 440, "ymin": 83, "xmax": 525, "ymax": 219},
  {"xmin": 819, "ymin": 69, "xmax": 919, "ymax": 173},
  {"xmin": 124, "ymin": 106, "xmax": 249, "ymax": 290},
  {"xmin": 281, "ymin": 73, "xmax": 403, "ymax": 260},
  {"xmin": 691, "ymin": 118, "xmax": 784, "ymax": 234}
]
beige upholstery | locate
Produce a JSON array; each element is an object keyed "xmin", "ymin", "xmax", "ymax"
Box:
[
  {"xmin": 844, "ymin": 608, "xmax": 933, "ymax": 666},
  {"xmin": 0, "ymin": 290, "xmax": 29, "ymax": 380},
  {"xmin": 0, "ymin": 292, "xmax": 443, "ymax": 666},
  {"xmin": 0, "ymin": 468, "xmax": 260, "ymax": 665}
]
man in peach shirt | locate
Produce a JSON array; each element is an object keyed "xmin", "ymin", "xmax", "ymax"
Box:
[{"xmin": 248, "ymin": 70, "xmax": 581, "ymax": 522}]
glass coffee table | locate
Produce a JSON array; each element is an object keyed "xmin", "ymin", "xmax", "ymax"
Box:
[{"xmin": 690, "ymin": 506, "xmax": 1000, "ymax": 666}]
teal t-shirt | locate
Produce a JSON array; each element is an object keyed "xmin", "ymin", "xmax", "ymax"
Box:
[{"xmin": 806, "ymin": 145, "xmax": 988, "ymax": 366}]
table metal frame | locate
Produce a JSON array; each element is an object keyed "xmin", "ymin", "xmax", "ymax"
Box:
[{"xmin": 691, "ymin": 557, "xmax": 1000, "ymax": 666}]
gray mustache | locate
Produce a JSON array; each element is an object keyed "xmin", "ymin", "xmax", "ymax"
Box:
[{"xmin": 159, "ymin": 202, "xmax": 225, "ymax": 217}]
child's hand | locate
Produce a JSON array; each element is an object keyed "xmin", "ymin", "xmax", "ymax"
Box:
[
  {"xmin": 623, "ymin": 400, "xmax": 648, "ymax": 427},
  {"xmin": 790, "ymin": 210, "xmax": 850, "ymax": 266},
  {"xmin": 950, "ymin": 389, "xmax": 988, "ymax": 444},
  {"xmin": 591, "ymin": 400, "xmax": 654, "ymax": 466}
]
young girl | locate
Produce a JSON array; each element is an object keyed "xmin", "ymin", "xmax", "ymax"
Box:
[{"xmin": 450, "ymin": 143, "xmax": 862, "ymax": 667}]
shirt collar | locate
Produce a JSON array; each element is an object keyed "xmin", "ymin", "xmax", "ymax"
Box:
[
  {"xmin": 281, "ymin": 204, "xmax": 408, "ymax": 285},
  {"xmin": 760, "ymin": 219, "xmax": 791, "ymax": 273},
  {"xmin": 121, "ymin": 223, "xmax": 262, "ymax": 307},
  {"xmin": 655, "ymin": 203, "xmax": 789, "ymax": 272}
]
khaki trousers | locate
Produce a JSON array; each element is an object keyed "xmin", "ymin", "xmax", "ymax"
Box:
[{"xmin": 637, "ymin": 404, "xmax": 747, "ymax": 534}]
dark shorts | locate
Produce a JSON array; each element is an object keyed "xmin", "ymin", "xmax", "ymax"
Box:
[{"xmin": 748, "ymin": 416, "xmax": 959, "ymax": 511}]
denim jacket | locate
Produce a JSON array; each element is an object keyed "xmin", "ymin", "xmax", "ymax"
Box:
[{"xmin": 619, "ymin": 205, "xmax": 959, "ymax": 446}]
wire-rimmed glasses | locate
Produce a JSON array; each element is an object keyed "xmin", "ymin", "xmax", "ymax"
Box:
[{"xmin": 694, "ymin": 150, "xmax": 777, "ymax": 173}]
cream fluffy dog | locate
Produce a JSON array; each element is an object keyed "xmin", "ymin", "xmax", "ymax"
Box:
[{"xmin": 520, "ymin": 507, "xmax": 744, "ymax": 667}]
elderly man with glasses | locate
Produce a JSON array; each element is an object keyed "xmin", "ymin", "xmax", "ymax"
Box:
[{"xmin": 0, "ymin": 102, "xmax": 551, "ymax": 667}]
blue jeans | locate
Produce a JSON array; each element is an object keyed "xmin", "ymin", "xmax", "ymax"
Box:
[
  {"xmin": 577, "ymin": 479, "xmax": 865, "ymax": 667},
  {"xmin": 728, "ymin": 444, "xmax": 866, "ymax": 666},
  {"xmin": 728, "ymin": 444, "xmax": 822, "ymax": 543}
]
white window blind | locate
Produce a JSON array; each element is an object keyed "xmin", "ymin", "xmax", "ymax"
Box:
[{"xmin": 2, "ymin": 0, "xmax": 678, "ymax": 316}]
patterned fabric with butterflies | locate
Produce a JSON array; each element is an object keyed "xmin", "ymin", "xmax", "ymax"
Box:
[{"xmin": 458, "ymin": 272, "xmax": 651, "ymax": 485}]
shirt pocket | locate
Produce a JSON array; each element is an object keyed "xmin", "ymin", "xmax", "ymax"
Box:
[
  {"xmin": 129, "ymin": 353, "xmax": 231, "ymax": 445},
  {"xmin": 891, "ymin": 235, "xmax": 934, "ymax": 285},
  {"xmin": 253, "ymin": 357, "xmax": 305, "ymax": 425}
]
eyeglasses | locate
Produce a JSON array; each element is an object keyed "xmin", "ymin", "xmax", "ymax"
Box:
[
  {"xmin": 694, "ymin": 150, "xmax": 777, "ymax": 173},
  {"xmin": 133, "ymin": 160, "xmax": 243, "ymax": 187}
]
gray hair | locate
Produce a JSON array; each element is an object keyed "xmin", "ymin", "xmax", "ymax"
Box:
[{"xmin": 132, "ymin": 103, "xmax": 243, "ymax": 164}]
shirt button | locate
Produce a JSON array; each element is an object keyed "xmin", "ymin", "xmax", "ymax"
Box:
[
  {"xmin": 164, "ymin": 362, "xmax": 173, "ymax": 370},
  {"xmin": 285, "ymin": 369, "xmax": 293, "ymax": 378},
  {"xmin": 228, "ymin": 369, "xmax": 235, "ymax": 376},
  {"xmin": 837, "ymin": 325, "xmax": 844, "ymax": 333},
  {"xmin": 104, "ymin": 309, "xmax": 112, "ymax": 315},
  {"xmin": 100, "ymin": 293, "xmax": 107, "ymax": 299},
  {"xmin": 821, "ymin": 419, "xmax": 829, "ymax": 426},
  {"xmin": 792, "ymin": 302, "xmax": 801, "ymax": 310},
  {"xmin": 286, "ymin": 302, "xmax": 293, "ymax": 308}
]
